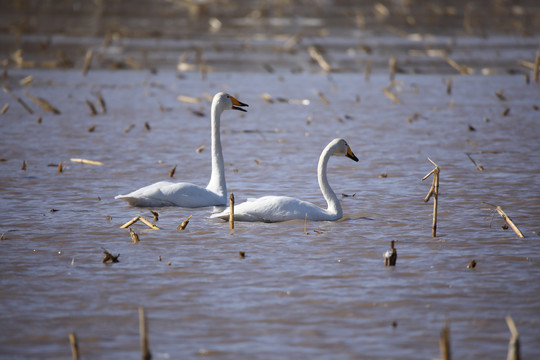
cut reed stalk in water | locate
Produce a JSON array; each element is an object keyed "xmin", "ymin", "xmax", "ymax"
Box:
[
  {"xmin": 129, "ymin": 228, "xmax": 140, "ymax": 243},
  {"xmin": 57, "ymin": 162, "xmax": 63, "ymax": 173},
  {"xmin": 139, "ymin": 307, "xmax": 151, "ymax": 360},
  {"xmin": 68, "ymin": 332, "xmax": 79, "ymax": 360},
  {"xmin": 364, "ymin": 59, "xmax": 372, "ymax": 82},
  {"xmin": 1, "ymin": 103, "xmax": 9, "ymax": 115},
  {"xmin": 151, "ymin": 210, "xmax": 158, "ymax": 222},
  {"xmin": 446, "ymin": 78, "xmax": 453, "ymax": 95},
  {"xmin": 534, "ymin": 47, "xmax": 540, "ymax": 84},
  {"xmin": 441, "ymin": 54, "xmax": 473, "ymax": 74},
  {"xmin": 316, "ymin": 91, "xmax": 330, "ymax": 105},
  {"xmin": 21, "ymin": 160, "xmax": 27, "ymax": 171},
  {"xmin": 3, "ymin": 85, "xmax": 33, "ymax": 114},
  {"xmin": 97, "ymin": 93, "xmax": 107, "ymax": 113},
  {"xmin": 229, "ymin": 193, "xmax": 235, "ymax": 230},
  {"xmin": 439, "ymin": 320, "xmax": 451, "ymax": 360},
  {"xmin": 465, "ymin": 153, "xmax": 484, "ymax": 171},
  {"xmin": 138, "ymin": 216, "xmax": 161, "ymax": 230},
  {"xmin": 177, "ymin": 215, "xmax": 193, "ymax": 230},
  {"xmin": 23, "ymin": 91, "xmax": 60, "ymax": 114},
  {"xmin": 82, "ymin": 49, "xmax": 92, "ymax": 76},
  {"xmin": 495, "ymin": 89, "xmax": 507, "ymax": 101},
  {"xmin": 389, "ymin": 56, "xmax": 396, "ymax": 81},
  {"xmin": 120, "ymin": 215, "xmax": 141, "ymax": 229},
  {"xmin": 423, "ymin": 158, "xmax": 440, "ymax": 237},
  {"xmin": 70, "ymin": 158, "xmax": 103, "ymax": 166},
  {"xmin": 382, "ymin": 88, "xmax": 401, "ymax": 104},
  {"xmin": 86, "ymin": 100, "xmax": 98, "ymax": 115},
  {"xmin": 169, "ymin": 164, "xmax": 177, "ymax": 178},
  {"xmin": 102, "ymin": 248, "xmax": 120, "ymax": 263},
  {"xmin": 384, "ymin": 240, "xmax": 397, "ymax": 266},
  {"xmin": 19, "ymin": 75, "xmax": 33, "ymax": 86},
  {"xmin": 177, "ymin": 94, "xmax": 201, "ymax": 104},
  {"xmin": 307, "ymin": 45, "xmax": 332, "ymax": 72},
  {"xmin": 124, "ymin": 124, "xmax": 135, "ymax": 133},
  {"xmin": 506, "ymin": 315, "xmax": 520, "ymax": 360},
  {"xmin": 495, "ymin": 206, "xmax": 525, "ymax": 238}
]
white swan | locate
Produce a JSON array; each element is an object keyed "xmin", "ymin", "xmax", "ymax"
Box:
[
  {"xmin": 211, "ymin": 138, "xmax": 359, "ymax": 222},
  {"xmin": 115, "ymin": 92, "xmax": 248, "ymax": 207}
]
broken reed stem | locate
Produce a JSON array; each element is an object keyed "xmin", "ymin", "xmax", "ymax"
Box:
[
  {"xmin": 139, "ymin": 307, "xmax": 151, "ymax": 360},
  {"xmin": 138, "ymin": 216, "xmax": 161, "ymax": 230},
  {"xmin": 496, "ymin": 206, "xmax": 525, "ymax": 238},
  {"xmin": 177, "ymin": 214, "xmax": 192, "ymax": 230},
  {"xmin": 465, "ymin": 153, "xmax": 484, "ymax": 171},
  {"xmin": 120, "ymin": 215, "xmax": 141, "ymax": 228},
  {"xmin": 423, "ymin": 158, "xmax": 440, "ymax": 237},
  {"xmin": 389, "ymin": 56, "xmax": 396, "ymax": 81},
  {"xmin": 384, "ymin": 240, "xmax": 397, "ymax": 266},
  {"xmin": 364, "ymin": 59, "xmax": 372, "ymax": 82},
  {"xmin": 534, "ymin": 47, "xmax": 540, "ymax": 84},
  {"xmin": 506, "ymin": 315, "xmax": 520, "ymax": 360},
  {"xmin": 2, "ymin": 85, "xmax": 33, "ymax": 114},
  {"xmin": 229, "ymin": 193, "xmax": 235, "ymax": 230},
  {"xmin": 68, "ymin": 332, "xmax": 79, "ymax": 360},
  {"xmin": 82, "ymin": 49, "xmax": 93, "ymax": 76},
  {"xmin": 23, "ymin": 91, "xmax": 61, "ymax": 114},
  {"xmin": 307, "ymin": 45, "xmax": 332, "ymax": 72},
  {"xmin": 440, "ymin": 321, "xmax": 451, "ymax": 360},
  {"xmin": 304, "ymin": 213, "xmax": 308, "ymax": 234},
  {"xmin": 120, "ymin": 215, "xmax": 160, "ymax": 230}
]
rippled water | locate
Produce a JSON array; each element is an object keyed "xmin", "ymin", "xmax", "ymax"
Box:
[
  {"xmin": 1, "ymin": 68, "xmax": 539, "ymax": 359},
  {"xmin": 2, "ymin": 1, "xmax": 540, "ymax": 359}
]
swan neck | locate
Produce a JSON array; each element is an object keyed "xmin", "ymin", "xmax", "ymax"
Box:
[
  {"xmin": 206, "ymin": 103, "xmax": 226, "ymax": 197},
  {"xmin": 318, "ymin": 144, "xmax": 342, "ymax": 218}
]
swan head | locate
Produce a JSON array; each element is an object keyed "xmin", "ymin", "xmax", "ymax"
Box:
[
  {"xmin": 331, "ymin": 138, "xmax": 359, "ymax": 162},
  {"xmin": 213, "ymin": 92, "xmax": 249, "ymax": 113}
]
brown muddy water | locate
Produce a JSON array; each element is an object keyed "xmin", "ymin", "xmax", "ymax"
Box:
[{"xmin": 1, "ymin": 1, "xmax": 540, "ymax": 359}]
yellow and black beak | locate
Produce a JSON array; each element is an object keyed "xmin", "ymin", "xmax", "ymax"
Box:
[
  {"xmin": 346, "ymin": 145, "xmax": 359, "ymax": 162},
  {"xmin": 231, "ymin": 96, "xmax": 249, "ymax": 112}
]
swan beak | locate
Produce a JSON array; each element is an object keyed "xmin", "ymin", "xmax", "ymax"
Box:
[
  {"xmin": 231, "ymin": 96, "xmax": 249, "ymax": 112},
  {"xmin": 346, "ymin": 145, "xmax": 359, "ymax": 162}
]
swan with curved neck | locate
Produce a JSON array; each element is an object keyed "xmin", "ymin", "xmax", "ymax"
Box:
[
  {"xmin": 115, "ymin": 92, "xmax": 248, "ymax": 207},
  {"xmin": 211, "ymin": 138, "xmax": 358, "ymax": 222}
]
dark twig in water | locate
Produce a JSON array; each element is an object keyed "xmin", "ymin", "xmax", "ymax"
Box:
[
  {"xmin": 465, "ymin": 153, "xmax": 484, "ymax": 171},
  {"xmin": 86, "ymin": 100, "xmax": 98, "ymax": 115},
  {"xmin": 101, "ymin": 248, "xmax": 120, "ymax": 263}
]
